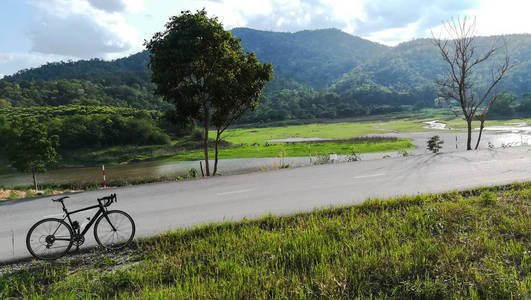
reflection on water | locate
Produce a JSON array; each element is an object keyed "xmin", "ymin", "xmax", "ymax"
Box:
[
  {"xmin": 483, "ymin": 126, "xmax": 531, "ymax": 134},
  {"xmin": 487, "ymin": 133, "xmax": 531, "ymax": 147},
  {"xmin": 0, "ymin": 157, "xmax": 314, "ymax": 187},
  {"xmin": 423, "ymin": 120, "xmax": 449, "ymax": 130},
  {"xmin": 1, "ymin": 126, "xmax": 529, "ymax": 187}
]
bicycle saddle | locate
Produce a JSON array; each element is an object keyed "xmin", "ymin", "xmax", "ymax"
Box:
[{"xmin": 52, "ymin": 196, "xmax": 70, "ymax": 202}]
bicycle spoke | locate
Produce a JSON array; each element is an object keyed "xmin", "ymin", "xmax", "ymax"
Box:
[
  {"xmin": 95, "ymin": 211, "xmax": 134, "ymax": 250},
  {"xmin": 27, "ymin": 219, "xmax": 72, "ymax": 260}
]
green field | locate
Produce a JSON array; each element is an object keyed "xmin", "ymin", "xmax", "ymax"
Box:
[
  {"xmin": 1, "ymin": 182, "xmax": 529, "ymax": 299},
  {"xmin": 169, "ymin": 139, "xmax": 415, "ymax": 161},
  {"xmin": 73, "ymin": 112, "xmax": 528, "ymax": 164},
  {"xmin": 2, "ymin": 110, "xmax": 529, "ymax": 175}
]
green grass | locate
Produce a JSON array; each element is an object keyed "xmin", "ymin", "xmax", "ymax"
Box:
[
  {"xmin": 444, "ymin": 117, "xmax": 531, "ymax": 129},
  {"xmin": 2, "ymin": 110, "xmax": 528, "ymax": 169},
  {"xmin": 169, "ymin": 139, "xmax": 415, "ymax": 161},
  {"xmin": 1, "ymin": 182, "xmax": 529, "ymax": 299},
  {"xmin": 218, "ymin": 120, "xmax": 428, "ymax": 145}
]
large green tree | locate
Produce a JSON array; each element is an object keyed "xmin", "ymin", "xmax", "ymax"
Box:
[
  {"xmin": 6, "ymin": 117, "xmax": 59, "ymax": 190},
  {"xmin": 145, "ymin": 9, "xmax": 272, "ymax": 176}
]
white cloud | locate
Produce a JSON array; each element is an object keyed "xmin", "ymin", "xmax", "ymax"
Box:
[
  {"xmin": 179, "ymin": 0, "xmax": 479, "ymax": 45},
  {"xmin": 87, "ymin": 0, "xmax": 145, "ymax": 13},
  {"xmin": 27, "ymin": 0, "xmax": 140, "ymax": 58},
  {"xmin": 0, "ymin": 52, "xmax": 72, "ymax": 76},
  {"xmin": 468, "ymin": 0, "xmax": 531, "ymax": 36}
]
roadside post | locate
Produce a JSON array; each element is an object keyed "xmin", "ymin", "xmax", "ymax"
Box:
[
  {"xmin": 308, "ymin": 144, "xmax": 312, "ymax": 165},
  {"xmin": 102, "ymin": 165, "xmax": 106, "ymax": 188}
]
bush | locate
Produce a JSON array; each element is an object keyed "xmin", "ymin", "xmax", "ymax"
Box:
[
  {"xmin": 427, "ymin": 135, "xmax": 444, "ymax": 153},
  {"xmin": 187, "ymin": 168, "xmax": 198, "ymax": 178}
]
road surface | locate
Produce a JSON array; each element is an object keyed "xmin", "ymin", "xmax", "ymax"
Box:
[{"xmin": 1, "ymin": 146, "xmax": 530, "ymax": 263}]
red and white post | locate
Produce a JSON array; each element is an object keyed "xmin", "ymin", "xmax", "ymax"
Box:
[{"xmin": 102, "ymin": 165, "xmax": 106, "ymax": 188}]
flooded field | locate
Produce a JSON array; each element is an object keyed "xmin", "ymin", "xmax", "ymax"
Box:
[
  {"xmin": 1, "ymin": 120, "xmax": 529, "ymax": 188},
  {"xmin": 0, "ymin": 157, "xmax": 314, "ymax": 187}
]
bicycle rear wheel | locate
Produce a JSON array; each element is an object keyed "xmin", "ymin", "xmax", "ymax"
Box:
[
  {"xmin": 94, "ymin": 210, "xmax": 135, "ymax": 250},
  {"xmin": 26, "ymin": 218, "xmax": 73, "ymax": 260}
]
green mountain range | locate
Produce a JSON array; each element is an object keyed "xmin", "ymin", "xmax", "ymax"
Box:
[{"xmin": 1, "ymin": 28, "xmax": 530, "ymax": 122}]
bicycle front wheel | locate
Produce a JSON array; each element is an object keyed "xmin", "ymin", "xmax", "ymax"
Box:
[
  {"xmin": 94, "ymin": 210, "xmax": 135, "ymax": 250},
  {"xmin": 26, "ymin": 218, "xmax": 73, "ymax": 260}
]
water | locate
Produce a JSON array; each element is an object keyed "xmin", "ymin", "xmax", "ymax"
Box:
[
  {"xmin": 1, "ymin": 122, "xmax": 529, "ymax": 187},
  {"xmin": 0, "ymin": 157, "xmax": 315, "ymax": 187},
  {"xmin": 423, "ymin": 120, "xmax": 449, "ymax": 130}
]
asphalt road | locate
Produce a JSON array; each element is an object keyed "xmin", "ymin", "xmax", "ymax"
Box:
[{"xmin": 1, "ymin": 146, "xmax": 530, "ymax": 263}]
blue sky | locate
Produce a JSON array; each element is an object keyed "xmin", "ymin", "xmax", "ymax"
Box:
[{"xmin": 1, "ymin": 0, "xmax": 530, "ymax": 77}]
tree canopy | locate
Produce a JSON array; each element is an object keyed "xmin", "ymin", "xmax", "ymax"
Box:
[
  {"xmin": 146, "ymin": 9, "xmax": 272, "ymax": 176},
  {"xmin": 6, "ymin": 117, "xmax": 59, "ymax": 189}
]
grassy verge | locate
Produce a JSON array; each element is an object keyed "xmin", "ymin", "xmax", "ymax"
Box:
[
  {"xmin": 0, "ymin": 187, "xmax": 76, "ymax": 201},
  {"xmin": 1, "ymin": 182, "xmax": 529, "ymax": 299}
]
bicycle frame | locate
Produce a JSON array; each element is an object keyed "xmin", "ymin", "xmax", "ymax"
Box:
[{"xmin": 56, "ymin": 200, "xmax": 116, "ymax": 239}]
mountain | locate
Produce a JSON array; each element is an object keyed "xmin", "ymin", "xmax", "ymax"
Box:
[
  {"xmin": 1, "ymin": 28, "xmax": 530, "ymax": 121},
  {"xmin": 4, "ymin": 51, "xmax": 151, "ymax": 86},
  {"xmin": 333, "ymin": 34, "xmax": 531, "ymax": 106},
  {"xmin": 231, "ymin": 28, "xmax": 388, "ymax": 88}
]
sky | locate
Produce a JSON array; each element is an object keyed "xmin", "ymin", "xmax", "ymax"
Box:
[{"xmin": 1, "ymin": 0, "xmax": 530, "ymax": 77}]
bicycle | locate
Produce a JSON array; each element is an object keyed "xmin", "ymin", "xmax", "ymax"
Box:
[{"xmin": 26, "ymin": 193, "xmax": 135, "ymax": 260}]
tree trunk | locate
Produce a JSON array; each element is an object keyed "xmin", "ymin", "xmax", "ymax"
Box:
[
  {"xmin": 213, "ymin": 130, "xmax": 221, "ymax": 176},
  {"xmin": 466, "ymin": 119, "xmax": 473, "ymax": 150},
  {"xmin": 32, "ymin": 170, "xmax": 37, "ymax": 191},
  {"xmin": 202, "ymin": 114, "xmax": 210, "ymax": 176},
  {"xmin": 474, "ymin": 120, "xmax": 485, "ymax": 150}
]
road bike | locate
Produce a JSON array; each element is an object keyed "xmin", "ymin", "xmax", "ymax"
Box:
[{"xmin": 26, "ymin": 193, "xmax": 135, "ymax": 260}]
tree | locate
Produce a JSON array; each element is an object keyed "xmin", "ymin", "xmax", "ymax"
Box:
[
  {"xmin": 0, "ymin": 98, "xmax": 10, "ymax": 108},
  {"xmin": 145, "ymin": 9, "xmax": 272, "ymax": 176},
  {"xmin": 433, "ymin": 17, "xmax": 511, "ymax": 150},
  {"xmin": 518, "ymin": 93, "xmax": 531, "ymax": 114},
  {"xmin": 427, "ymin": 135, "xmax": 444, "ymax": 153},
  {"xmin": 6, "ymin": 117, "xmax": 59, "ymax": 190},
  {"xmin": 490, "ymin": 92, "xmax": 516, "ymax": 116}
]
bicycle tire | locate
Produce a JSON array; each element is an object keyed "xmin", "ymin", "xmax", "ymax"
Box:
[
  {"xmin": 94, "ymin": 210, "xmax": 135, "ymax": 250},
  {"xmin": 26, "ymin": 218, "xmax": 73, "ymax": 260}
]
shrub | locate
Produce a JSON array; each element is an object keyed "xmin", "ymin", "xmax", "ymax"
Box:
[
  {"xmin": 187, "ymin": 168, "xmax": 198, "ymax": 178},
  {"xmin": 427, "ymin": 135, "xmax": 444, "ymax": 153}
]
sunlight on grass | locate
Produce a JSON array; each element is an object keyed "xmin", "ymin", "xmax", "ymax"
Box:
[{"xmin": 1, "ymin": 182, "xmax": 529, "ymax": 298}]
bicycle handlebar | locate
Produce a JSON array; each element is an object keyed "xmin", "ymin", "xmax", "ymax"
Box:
[{"xmin": 97, "ymin": 193, "xmax": 117, "ymax": 207}]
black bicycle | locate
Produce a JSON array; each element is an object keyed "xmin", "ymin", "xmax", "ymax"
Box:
[{"xmin": 26, "ymin": 193, "xmax": 135, "ymax": 260}]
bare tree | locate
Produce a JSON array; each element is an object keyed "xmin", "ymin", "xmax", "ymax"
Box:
[{"xmin": 433, "ymin": 17, "xmax": 511, "ymax": 150}]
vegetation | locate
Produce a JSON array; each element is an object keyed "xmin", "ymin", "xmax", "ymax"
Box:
[
  {"xmin": 0, "ymin": 106, "xmax": 175, "ymax": 152},
  {"xmin": 426, "ymin": 135, "xmax": 444, "ymax": 153},
  {"xmin": 2, "ymin": 29, "xmax": 529, "ymax": 126},
  {"xmin": 5, "ymin": 117, "xmax": 59, "ymax": 189},
  {"xmin": 1, "ymin": 182, "xmax": 529, "ymax": 298},
  {"xmin": 0, "ymin": 79, "xmax": 169, "ymax": 110},
  {"xmin": 433, "ymin": 17, "xmax": 511, "ymax": 150},
  {"xmin": 169, "ymin": 138, "xmax": 414, "ymax": 161},
  {"xmin": 146, "ymin": 9, "xmax": 273, "ymax": 176}
]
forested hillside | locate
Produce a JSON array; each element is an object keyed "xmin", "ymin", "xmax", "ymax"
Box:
[{"xmin": 1, "ymin": 28, "xmax": 530, "ymax": 123}]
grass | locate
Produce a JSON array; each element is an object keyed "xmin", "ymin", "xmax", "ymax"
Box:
[
  {"xmin": 444, "ymin": 117, "xmax": 531, "ymax": 129},
  {"xmin": 218, "ymin": 119, "xmax": 429, "ymax": 145},
  {"xmin": 3, "ymin": 110, "xmax": 527, "ymax": 170},
  {"xmin": 0, "ymin": 186, "xmax": 71, "ymax": 201},
  {"xmin": 1, "ymin": 182, "xmax": 529, "ymax": 299},
  {"xmin": 168, "ymin": 138, "xmax": 415, "ymax": 161}
]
